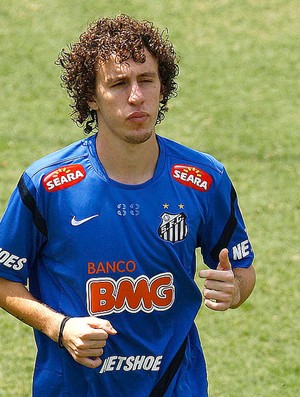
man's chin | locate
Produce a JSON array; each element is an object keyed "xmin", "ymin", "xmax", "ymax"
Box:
[{"xmin": 124, "ymin": 130, "xmax": 154, "ymax": 145}]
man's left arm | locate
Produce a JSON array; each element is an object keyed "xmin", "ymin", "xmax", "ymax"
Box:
[{"xmin": 199, "ymin": 248, "xmax": 256, "ymax": 311}]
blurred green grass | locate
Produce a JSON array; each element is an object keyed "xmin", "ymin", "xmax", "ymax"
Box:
[{"xmin": 0, "ymin": 1, "xmax": 299, "ymax": 396}]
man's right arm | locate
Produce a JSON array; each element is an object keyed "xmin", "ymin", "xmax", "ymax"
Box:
[
  {"xmin": 0, "ymin": 277, "xmax": 117, "ymax": 368},
  {"xmin": 0, "ymin": 277, "xmax": 63, "ymax": 341}
]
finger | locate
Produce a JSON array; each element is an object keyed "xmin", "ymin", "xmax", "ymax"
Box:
[
  {"xmin": 203, "ymin": 287, "xmax": 232, "ymax": 302},
  {"xmin": 200, "ymin": 269, "xmax": 234, "ymax": 282},
  {"xmin": 77, "ymin": 356, "xmax": 103, "ymax": 369},
  {"xmin": 203, "ymin": 298, "xmax": 230, "ymax": 312},
  {"xmin": 88, "ymin": 318, "xmax": 117, "ymax": 334},
  {"xmin": 204, "ymin": 278, "xmax": 235, "ymax": 293},
  {"xmin": 199, "ymin": 269, "xmax": 207, "ymax": 279},
  {"xmin": 64, "ymin": 343, "xmax": 103, "ymax": 368},
  {"xmin": 85, "ymin": 328, "xmax": 110, "ymax": 341},
  {"xmin": 84, "ymin": 338, "xmax": 107, "ymax": 348},
  {"xmin": 75, "ymin": 347, "xmax": 104, "ymax": 358},
  {"xmin": 217, "ymin": 248, "xmax": 232, "ymax": 271},
  {"xmin": 75, "ymin": 338, "xmax": 107, "ymax": 351}
]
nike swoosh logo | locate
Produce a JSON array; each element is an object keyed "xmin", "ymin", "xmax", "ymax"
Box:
[{"xmin": 71, "ymin": 214, "xmax": 99, "ymax": 226}]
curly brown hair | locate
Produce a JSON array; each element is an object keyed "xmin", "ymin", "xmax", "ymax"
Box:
[{"xmin": 56, "ymin": 14, "xmax": 179, "ymax": 134}]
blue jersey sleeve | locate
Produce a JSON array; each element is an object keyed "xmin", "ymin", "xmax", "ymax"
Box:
[
  {"xmin": 0, "ymin": 172, "xmax": 47, "ymax": 284},
  {"xmin": 198, "ymin": 168, "xmax": 254, "ymax": 269}
]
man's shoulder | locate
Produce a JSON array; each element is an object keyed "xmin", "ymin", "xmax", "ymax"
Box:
[
  {"xmin": 24, "ymin": 136, "xmax": 93, "ymax": 180},
  {"xmin": 159, "ymin": 135, "xmax": 224, "ymax": 175}
]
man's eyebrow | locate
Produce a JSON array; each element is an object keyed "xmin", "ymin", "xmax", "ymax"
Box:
[
  {"xmin": 106, "ymin": 71, "xmax": 158, "ymax": 83},
  {"xmin": 105, "ymin": 75, "xmax": 126, "ymax": 84},
  {"xmin": 138, "ymin": 72, "xmax": 158, "ymax": 78}
]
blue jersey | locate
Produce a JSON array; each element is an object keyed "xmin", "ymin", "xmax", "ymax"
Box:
[{"xmin": 0, "ymin": 134, "xmax": 254, "ymax": 396}]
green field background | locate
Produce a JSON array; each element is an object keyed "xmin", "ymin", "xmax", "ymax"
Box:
[{"xmin": 0, "ymin": 1, "xmax": 299, "ymax": 396}]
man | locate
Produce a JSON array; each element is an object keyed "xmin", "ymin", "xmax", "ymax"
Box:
[{"xmin": 0, "ymin": 15, "xmax": 255, "ymax": 396}]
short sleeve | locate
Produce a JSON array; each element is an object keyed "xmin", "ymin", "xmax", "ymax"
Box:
[
  {"xmin": 0, "ymin": 172, "xmax": 47, "ymax": 284},
  {"xmin": 198, "ymin": 168, "xmax": 254, "ymax": 269}
]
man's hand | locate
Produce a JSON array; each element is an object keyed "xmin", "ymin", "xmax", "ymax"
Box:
[
  {"xmin": 61, "ymin": 317, "xmax": 117, "ymax": 368},
  {"xmin": 0, "ymin": 278, "xmax": 118, "ymax": 369},
  {"xmin": 199, "ymin": 248, "xmax": 240, "ymax": 311}
]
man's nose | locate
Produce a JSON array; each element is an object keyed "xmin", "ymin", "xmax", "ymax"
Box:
[{"xmin": 128, "ymin": 83, "xmax": 144, "ymax": 105}]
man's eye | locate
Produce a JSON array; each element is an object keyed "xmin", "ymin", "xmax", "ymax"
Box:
[{"xmin": 112, "ymin": 81, "xmax": 125, "ymax": 87}]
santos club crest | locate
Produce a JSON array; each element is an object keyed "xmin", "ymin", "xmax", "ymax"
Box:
[{"xmin": 158, "ymin": 212, "xmax": 188, "ymax": 243}]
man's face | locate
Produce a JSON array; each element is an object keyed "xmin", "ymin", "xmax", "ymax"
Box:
[{"xmin": 89, "ymin": 49, "xmax": 162, "ymax": 145}]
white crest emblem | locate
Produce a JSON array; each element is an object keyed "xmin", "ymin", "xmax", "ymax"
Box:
[{"xmin": 158, "ymin": 212, "xmax": 188, "ymax": 243}]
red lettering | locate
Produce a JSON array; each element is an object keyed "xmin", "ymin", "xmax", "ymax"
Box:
[
  {"xmin": 115, "ymin": 279, "xmax": 153, "ymax": 311},
  {"xmin": 116, "ymin": 261, "xmax": 125, "ymax": 273},
  {"xmin": 87, "ymin": 260, "xmax": 136, "ymax": 274},
  {"xmin": 89, "ymin": 279, "xmax": 115, "ymax": 314},
  {"xmin": 106, "ymin": 261, "xmax": 116, "ymax": 273},
  {"xmin": 97, "ymin": 262, "xmax": 106, "ymax": 273},
  {"xmin": 87, "ymin": 273, "xmax": 175, "ymax": 316},
  {"xmin": 126, "ymin": 260, "xmax": 136, "ymax": 272},
  {"xmin": 88, "ymin": 262, "xmax": 96, "ymax": 274},
  {"xmin": 151, "ymin": 275, "xmax": 174, "ymax": 308}
]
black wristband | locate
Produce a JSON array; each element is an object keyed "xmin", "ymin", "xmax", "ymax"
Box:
[{"xmin": 58, "ymin": 316, "xmax": 71, "ymax": 348}]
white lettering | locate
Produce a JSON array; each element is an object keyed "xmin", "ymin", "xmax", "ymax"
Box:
[
  {"xmin": 75, "ymin": 170, "xmax": 84, "ymax": 179},
  {"xmin": 173, "ymin": 170, "xmax": 181, "ymax": 179},
  {"xmin": 241, "ymin": 240, "xmax": 250, "ymax": 257},
  {"xmin": 124, "ymin": 356, "xmax": 135, "ymax": 371},
  {"xmin": 116, "ymin": 356, "xmax": 127, "ymax": 370},
  {"xmin": 15, "ymin": 257, "xmax": 27, "ymax": 270},
  {"xmin": 46, "ymin": 180, "xmax": 54, "ymax": 190},
  {"xmin": 194, "ymin": 177, "xmax": 201, "ymax": 185},
  {"xmin": 53, "ymin": 177, "xmax": 61, "ymax": 187},
  {"xmin": 172, "ymin": 171, "xmax": 208, "ymax": 190},
  {"xmin": 4, "ymin": 254, "xmax": 19, "ymax": 267},
  {"xmin": 0, "ymin": 248, "xmax": 26, "ymax": 270},
  {"xmin": 46, "ymin": 171, "xmax": 84, "ymax": 191},
  {"xmin": 186, "ymin": 174, "xmax": 194, "ymax": 183},
  {"xmin": 232, "ymin": 240, "xmax": 250, "ymax": 260},
  {"xmin": 106, "ymin": 356, "xmax": 117, "ymax": 371},
  {"xmin": 132, "ymin": 355, "xmax": 145, "ymax": 370},
  {"xmin": 233, "ymin": 244, "xmax": 242, "ymax": 260},
  {"xmin": 200, "ymin": 181, "xmax": 208, "ymax": 190},
  {"xmin": 99, "ymin": 355, "xmax": 163, "ymax": 374},
  {"xmin": 143, "ymin": 356, "xmax": 154, "ymax": 370},
  {"xmin": 0, "ymin": 250, "xmax": 10, "ymax": 262},
  {"xmin": 152, "ymin": 356, "xmax": 163, "ymax": 371},
  {"xmin": 60, "ymin": 175, "xmax": 69, "ymax": 184},
  {"xmin": 181, "ymin": 172, "xmax": 187, "ymax": 181}
]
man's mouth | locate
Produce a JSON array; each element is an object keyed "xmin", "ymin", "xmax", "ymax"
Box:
[{"xmin": 127, "ymin": 112, "xmax": 149, "ymax": 122}]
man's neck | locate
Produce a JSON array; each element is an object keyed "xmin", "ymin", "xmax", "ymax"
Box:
[{"xmin": 95, "ymin": 133, "xmax": 159, "ymax": 185}]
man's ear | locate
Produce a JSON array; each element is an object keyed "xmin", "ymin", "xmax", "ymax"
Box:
[
  {"xmin": 87, "ymin": 99, "xmax": 99, "ymax": 111},
  {"xmin": 159, "ymin": 85, "xmax": 164, "ymax": 102}
]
